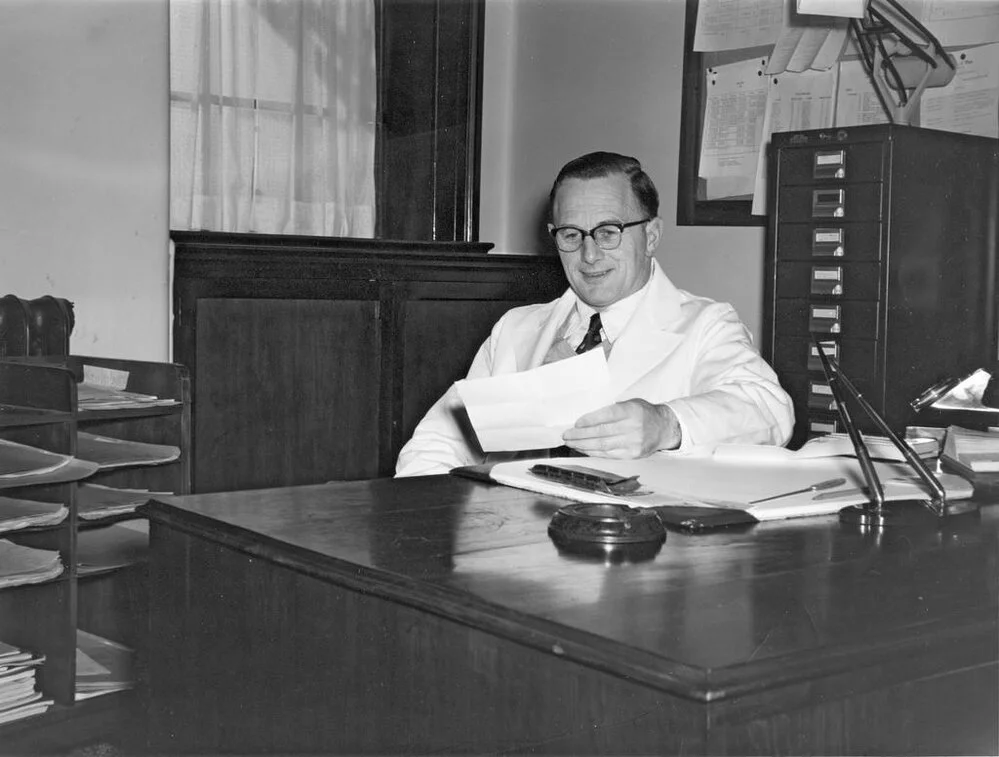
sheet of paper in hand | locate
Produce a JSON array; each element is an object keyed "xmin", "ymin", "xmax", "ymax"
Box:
[{"xmin": 454, "ymin": 348, "xmax": 614, "ymax": 451}]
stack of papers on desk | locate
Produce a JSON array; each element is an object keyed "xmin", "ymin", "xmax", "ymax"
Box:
[
  {"xmin": 712, "ymin": 434, "xmax": 939, "ymax": 462},
  {"xmin": 487, "ymin": 451, "xmax": 973, "ymax": 522},
  {"xmin": 0, "ymin": 642, "xmax": 51, "ymax": 726},
  {"xmin": 941, "ymin": 425, "xmax": 999, "ymax": 475}
]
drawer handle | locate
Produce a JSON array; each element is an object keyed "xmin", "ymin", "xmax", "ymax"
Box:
[
  {"xmin": 811, "ymin": 266, "xmax": 843, "ymax": 296},
  {"xmin": 812, "ymin": 228, "xmax": 844, "ymax": 257},
  {"xmin": 814, "ymin": 149, "xmax": 846, "ymax": 180},
  {"xmin": 810, "ymin": 419, "xmax": 839, "ymax": 434},
  {"xmin": 808, "ymin": 340, "xmax": 838, "ymax": 371},
  {"xmin": 812, "ymin": 189, "xmax": 845, "ymax": 218},
  {"xmin": 809, "ymin": 304, "xmax": 841, "ymax": 333}
]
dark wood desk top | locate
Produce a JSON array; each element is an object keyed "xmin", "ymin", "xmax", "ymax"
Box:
[{"xmin": 144, "ymin": 475, "xmax": 999, "ymax": 705}]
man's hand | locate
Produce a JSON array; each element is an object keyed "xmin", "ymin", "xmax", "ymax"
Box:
[{"xmin": 561, "ymin": 399, "xmax": 681, "ymax": 458}]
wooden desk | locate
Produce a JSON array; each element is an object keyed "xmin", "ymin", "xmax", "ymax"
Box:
[{"xmin": 143, "ymin": 476, "xmax": 999, "ymax": 755}]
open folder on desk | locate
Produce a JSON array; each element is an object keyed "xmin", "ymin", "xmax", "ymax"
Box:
[{"xmin": 472, "ymin": 449, "xmax": 973, "ymax": 527}]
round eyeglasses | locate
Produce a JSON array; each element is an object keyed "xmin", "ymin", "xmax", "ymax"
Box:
[{"xmin": 549, "ymin": 219, "xmax": 651, "ymax": 253}]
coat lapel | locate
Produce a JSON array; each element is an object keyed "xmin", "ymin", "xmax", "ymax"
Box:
[
  {"xmin": 495, "ymin": 289, "xmax": 577, "ymax": 372},
  {"xmin": 606, "ymin": 264, "xmax": 685, "ymax": 397}
]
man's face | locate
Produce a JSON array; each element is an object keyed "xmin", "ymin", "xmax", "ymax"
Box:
[{"xmin": 549, "ymin": 174, "xmax": 662, "ymax": 309}]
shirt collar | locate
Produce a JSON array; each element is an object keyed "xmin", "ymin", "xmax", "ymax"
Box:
[{"xmin": 574, "ymin": 259, "xmax": 656, "ymax": 343}]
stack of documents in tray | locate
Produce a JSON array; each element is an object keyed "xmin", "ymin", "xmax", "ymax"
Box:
[
  {"xmin": 77, "ymin": 364, "xmax": 177, "ymax": 411},
  {"xmin": 0, "ymin": 540, "xmax": 62, "ymax": 588},
  {"xmin": 77, "ymin": 382, "xmax": 177, "ymax": 411},
  {"xmin": 0, "ymin": 496, "xmax": 67, "ymax": 533},
  {"xmin": 75, "ymin": 630, "xmax": 133, "ymax": 700},
  {"xmin": 0, "ymin": 439, "xmax": 73, "ymax": 481},
  {"xmin": 0, "ymin": 438, "xmax": 99, "ymax": 486},
  {"xmin": 77, "ymin": 483, "xmax": 166, "ymax": 521},
  {"xmin": 0, "ymin": 641, "xmax": 52, "ymax": 726},
  {"xmin": 76, "ymin": 432, "xmax": 180, "ymax": 470}
]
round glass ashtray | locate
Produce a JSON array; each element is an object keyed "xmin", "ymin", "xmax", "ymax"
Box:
[{"xmin": 548, "ymin": 502, "xmax": 666, "ymax": 547}]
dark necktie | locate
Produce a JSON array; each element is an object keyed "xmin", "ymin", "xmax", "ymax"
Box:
[{"xmin": 575, "ymin": 313, "xmax": 603, "ymax": 354}]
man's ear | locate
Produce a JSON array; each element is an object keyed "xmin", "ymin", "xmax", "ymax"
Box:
[{"xmin": 645, "ymin": 216, "xmax": 663, "ymax": 256}]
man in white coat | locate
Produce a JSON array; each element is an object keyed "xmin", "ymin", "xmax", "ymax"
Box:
[{"xmin": 395, "ymin": 152, "xmax": 794, "ymax": 477}]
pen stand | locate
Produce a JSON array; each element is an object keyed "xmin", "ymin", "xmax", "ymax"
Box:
[{"xmin": 813, "ymin": 339, "xmax": 980, "ymax": 529}]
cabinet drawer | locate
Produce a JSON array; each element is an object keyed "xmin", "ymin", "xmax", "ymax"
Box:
[
  {"xmin": 776, "ymin": 183, "xmax": 882, "ymax": 222},
  {"xmin": 775, "ymin": 260, "xmax": 882, "ymax": 300},
  {"xmin": 773, "ymin": 298, "xmax": 879, "ymax": 338},
  {"xmin": 773, "ymin": 335, "xmax": 879, "ymax": 381},
  {"xmin": 775, "ymin": 141, "xmax": 886, "ymax": 185},
  {"xmin": 775, "ymin": 222, "xmax": 882, "ymax": 262}
]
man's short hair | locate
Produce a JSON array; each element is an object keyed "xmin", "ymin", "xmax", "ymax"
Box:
[{"xmin": 549, "ymin": 151, "xmax": 660, "ymax": 220}]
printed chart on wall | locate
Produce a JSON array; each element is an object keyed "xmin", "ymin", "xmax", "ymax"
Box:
[{"xmin": 693, "ymin": 0, "xmax": 999, "ymax": 215}]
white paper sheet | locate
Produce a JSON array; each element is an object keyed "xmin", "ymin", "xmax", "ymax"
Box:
[
  {"xmin": 920, "ymin": 42, "xmax": 999, "ymax": 138},
  {"xmin": 752, "ymin": 66, "xmax": 839, "ymax": 214},
  {"xmin": 767, "ymin": 14, "xmax": 849, "ymax": 74},
  {"xmin": 454, "ymin": 349, "xmax": 615, "ymax": 452},
  {"xmin": 919, "ymin": 0, "xmax": 999, "ymax": 48},
  {"xmin": 700, "ymin": 56, "xmax": 770, "ymax": 199},
  {"xmin": 834, "ymin": 57, "xmax": 893, "ymax": 126},
  {"xmin": 694, "ymin": 0, "xmax": 786, "ymax": 52}
]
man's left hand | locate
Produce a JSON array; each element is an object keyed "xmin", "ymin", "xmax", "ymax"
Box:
[{"xmin": 561, "ymin": 399, "xmax": 680, "ymax": 458}]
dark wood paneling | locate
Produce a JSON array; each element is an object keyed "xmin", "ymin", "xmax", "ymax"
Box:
[
  {"xmin": 172, "ymin": 232, "xmax": 568, "ymax": 490},
  {"xmin": 194, "ymin": 298, "xmax": 382, "ymax": 492}
]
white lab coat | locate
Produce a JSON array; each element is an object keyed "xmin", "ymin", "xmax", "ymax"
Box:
[{"xmin": 395, "ymin": 262, "xmax": 794, "ymax": 477}]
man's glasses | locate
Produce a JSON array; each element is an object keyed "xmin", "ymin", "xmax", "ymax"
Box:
[{"xmin": 549, "ymin": 219, "xmax": 650, "ymax": 253}]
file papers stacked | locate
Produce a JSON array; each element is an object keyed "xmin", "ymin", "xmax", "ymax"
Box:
[
  {"xmin": 0, "ymin": 540, "xmax": 63, "ymax": 588},
  {"xmin": 75, "ymin": 630, "xmax": 133, "ymax": 701},
  {"xmin": 486, "ymin": 451, "xmax": 974, "ymax": 523},
  {"xmin": 0, "ymin": 438, "xmax": 99, "ymax": 487},
  {"xmin": 0, "ymin": 496, "xmax": 67, "ymax": 533},
  {"xmin": 0, "ymin": 641, "xmax": 53, "ymax": 726},
  {"xmin": 941, "ymin": 425, "xmax": 999, "ymax": 476},
  {"xmin": 712, "ymin": 433, "xmax": 940, "ymax": 462},
  {"xmin": 76, "ymin": 521, "xmax": 148, "ymax": 578},
  {"xmin": 77, "ymin": 483, "xmax": 166, "ymax": 521},
  {"xmin": 76, "ymin": 432, "xmax": 180, "ymax": 469},
  {"xmin": 0, "ymin": 439, "xmax": 72, "ymax": 480},
  {"xmin": 77, "ymin": 383, "xmax": 178, "ymax": 411},
  {"xmin": 78, "ymin": 364, "xmax": 177, "ymax": 411}
]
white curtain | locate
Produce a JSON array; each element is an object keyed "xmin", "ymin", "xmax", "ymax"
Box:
[{"xmin": 170, "ymin": 0, "xmax": 376, "ymax": 237}]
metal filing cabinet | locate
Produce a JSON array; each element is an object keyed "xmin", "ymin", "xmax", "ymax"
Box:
[{"xmin": 764, "ymin": 124, "xmax": 999, "ymax": 449}]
